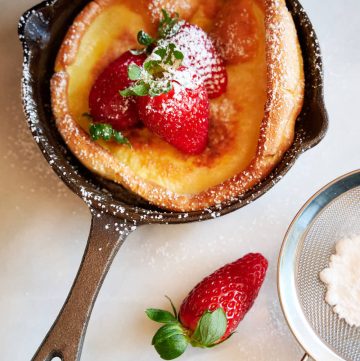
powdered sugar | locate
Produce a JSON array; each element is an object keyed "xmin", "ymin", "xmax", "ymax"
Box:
[
  {"xmin": 148, "ymin": 0, "xmax": 192, "ymax": 23},
  {"xmin": 165, "ymin": 23, "xmax": 227, "ymax": 98},
  {"xmin": 320, "ymin": 235, "xmax": 360, "ymax": 327}
]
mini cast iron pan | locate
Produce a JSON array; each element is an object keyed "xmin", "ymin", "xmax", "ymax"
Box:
[{"xmin": 18, "ymin": 1, "xmax": 328, "ymax": 360}]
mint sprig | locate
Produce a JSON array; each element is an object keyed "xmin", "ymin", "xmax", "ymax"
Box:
[
  {"xmin": 89, "ymin": 123, "xmax": 130, "ymax": 146},
  {"xmin": 120, "ymin": 42, "xmax": 183, "ymax": 97},
  {"xmin": 137, "ymin": 30, "xmax": 155, "ymax": 46},
  {"xmin": 158, "ymin": 9, "xmax": 183, "ymax": 38},
  {"xmin": 146, "ymin": 298, "xmax": 228, "ymax": 360},
  {"xmin": 120, "ymin": 10, "xmax": 185, "ymax": 98}
]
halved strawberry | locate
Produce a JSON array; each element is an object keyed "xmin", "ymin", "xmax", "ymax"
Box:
[
  {"xmin": 165, "ymin": 22, "xmax": 228, "ymax": 99},
  {"xmin": 89, "ymin": 51, "xmax": 146, "ymax": 130},
  {"xmin": 136, "ymin": 68, "xmax": 210, "ymax": 155}
]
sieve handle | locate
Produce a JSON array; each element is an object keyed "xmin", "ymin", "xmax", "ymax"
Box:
[{"xmin": 31, "ymin": 211, "xmax": 135, "ymax": 361}]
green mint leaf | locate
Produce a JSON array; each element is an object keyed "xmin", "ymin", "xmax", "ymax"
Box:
[
  {"xmin": 130, "ymin": 48, "xmax": 146, "ymax": 56},
  {"xmin": 137, "ymin": 30, "xmax": 155, "ymax": 46},
  {"xmin": 162, "ymin": 43, "xmax": 184, "ymax": 66},
  {"xmin": 155, "ymin": 47, "xmax": 167, "ymax": 60},
  {"xmin": 113, "ymin": 130, "xmax": 130, "ymax": 145},
  {"xmin": 161, "ymin": 9, "xmax": 171, "ymax": 22},
  {"xmin": 173, "ymin": 50, "xmax": 184, "ymax": 61},
  {"xmin": 191, "ymin": 308, "xmax": 227, "ymax": 347},
  {"xmin": 154, "ymin": 333, "xmax": 188, "ymax": 360},
  {"xmin": 89, "ymin": 123, "xmax": 130, "ymax": 146},
  {"xmin": 151, "ymin": 323, "xmax": 185, "ymax": 345},
  {"xmin": 128, "ymin": 63, "xmax": 142, "ymax": 81},
  {"xmin": 89, "ymin": 124, "xmax": 101, "ymax": 140},
  {"xmin": 101, "ymin": 124, "xmax": 113, "ymax": 141},
  {"xmin": 146, "ymin": 309, "xmax": 178, "ymax": 324},
  {"xmin": 158, "ymin": 9, "xmax": 181, "ymax": 38}
]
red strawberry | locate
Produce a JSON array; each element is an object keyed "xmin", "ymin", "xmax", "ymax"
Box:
[
  {"xmin": 89, "ymin": 51, "xmax": 146, "ymax": 130},
  {"xmin": 146, "ymin": 253, "xmax": 268, "ymax": 360},
  {"xmin": 166, "ymin": 22, "xmax": 228, "ymax": 99},
  {"xmin": 137, "ymin": 68, "xmax": 210, "ymax": 155}
]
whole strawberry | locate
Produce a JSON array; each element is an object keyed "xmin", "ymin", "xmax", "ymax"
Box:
[
  {"xmin": 137, "ymin": 68, "xmax": 209, "ymax": 155},
  {"xmin": 89, "ymin": 51, "xmax": 146, "ymax": 130},
  {"xmin": 146, "ymin": 253, "xmax": 268, "ymax": 360},
  {"xmin": 165, "ymin": 22, "xmax": 228, "ymax": 99}
]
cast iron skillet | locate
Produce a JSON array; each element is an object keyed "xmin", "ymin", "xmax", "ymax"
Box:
[{"xmin": 18, "ymin": 0, "xmax": 328, "ymax": 360}]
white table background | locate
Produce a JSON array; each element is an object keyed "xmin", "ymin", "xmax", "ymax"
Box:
[{"xmin": 0, "ymin": 1, "xmax": 359, "ymax": 360}]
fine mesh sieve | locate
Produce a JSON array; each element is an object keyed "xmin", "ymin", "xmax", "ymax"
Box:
[{"xmin": 278, "ymin": 170, "xmax": 360, "ymax": 361}]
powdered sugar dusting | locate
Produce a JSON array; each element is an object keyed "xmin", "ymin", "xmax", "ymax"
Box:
[
  {"xmin": 164, "ymin": 23, "xmax": 227, "ymax": 98},
  {"xmin": 148, "ymin": 0, "xmax": 192, "ymax": 23}
]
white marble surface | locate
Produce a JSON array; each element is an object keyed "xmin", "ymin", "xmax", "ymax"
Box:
[{"xmin": 0, "ymin": 1, "xmax": 359, "ymax": 360}]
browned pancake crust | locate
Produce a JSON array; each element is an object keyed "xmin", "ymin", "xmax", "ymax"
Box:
[{"xmin": 51, "ymin": 0, "xmax": 304, "ymax": 211}]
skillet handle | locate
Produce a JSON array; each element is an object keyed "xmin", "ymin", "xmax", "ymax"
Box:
[
  {"xmin": 301, "ymin": 354, "xmax": 314, "ymax": 361},
  {"xmin": 32, "ymin": 212, "xmax": 135, "ymax": 361}
]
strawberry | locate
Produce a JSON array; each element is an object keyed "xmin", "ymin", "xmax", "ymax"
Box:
[
  {"xmin": 146, "ymin": 253, "xmax": 268, "ymax": 360},
  {"xmin": 165, "ymin": 22, "xmax": 228, "ymax": 99},
  {"xmin": 136, "ymin": 68, "xmax": 210, "ymax": 155},
  {"xmin": 89, "ymin": 51, "xmax": 146, "ymax": 130}
]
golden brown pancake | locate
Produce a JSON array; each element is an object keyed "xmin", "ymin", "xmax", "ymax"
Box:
[{"xmin": 51, "ymin": 0, "xmax": 304, "ymax": 211}]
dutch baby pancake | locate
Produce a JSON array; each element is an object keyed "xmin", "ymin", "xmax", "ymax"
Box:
[{"xmin": 51, "ymin": 0, "xmax": 304, "ymax": 211}]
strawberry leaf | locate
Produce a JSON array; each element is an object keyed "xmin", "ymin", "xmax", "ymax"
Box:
[
  {"xmin": 148, "ymin": 81, "xmax": 172, "ymax": 97},
  {"xmin": 120, "ymin": 81, "xmax": 150, "ymax": 97},
  {"xmin": 146, "ymin": 309, "xmax": 178, "ymax": 324},
  {"xmin": 128, "ymin": 63, "xmax": 142, "ymax": 80},
  {"xmin": 151, "ymin": 323, "xmax": 185, "ymax": 345},
  {"xmin": 190, "ymin": 308, "xmax": 227, "ymax": 347},
  {"xmin": 144, "ymin": 60, "xmax": 165, "ymax": 76},
  {"xmin": 165, "ymin": 296, "xmax": 178, "ymax": 319},
  {"xmin": 132, "ymin": 82, "xmax": 150, "ymax": 96},
  {"xmin": 154, "ymin": 333, "xmax": 188, "ymax": 360}
]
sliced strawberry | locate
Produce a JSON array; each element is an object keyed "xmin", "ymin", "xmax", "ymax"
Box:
[
  {"xmin": 137, "ymin": 69, "xmax": 210, "ymax": 155},
  {"xmin": 89, "ymin": 51, "xmax": 146, "ymax": 131},
  {"xmin": 146, "ymin": 253, "xmax": 268, "ymax": 359},
  {"xmin": 166, "ymin": 22, "xmax": 228, "ymax": 99}
]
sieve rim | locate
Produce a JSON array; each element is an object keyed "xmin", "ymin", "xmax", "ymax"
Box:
[{"xmin": 277, "ymin": 169, "xmax": 360, "ymax": 361}]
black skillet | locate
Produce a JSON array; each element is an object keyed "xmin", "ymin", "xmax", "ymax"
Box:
[{"xmin": 18, "ymin": 0, "xmax": 328, "ymax": 360}]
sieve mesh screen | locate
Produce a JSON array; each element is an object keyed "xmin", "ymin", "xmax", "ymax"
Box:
[{"xmin": 296, "ymin": 186, "xmax": 360, "ymax": 361}]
